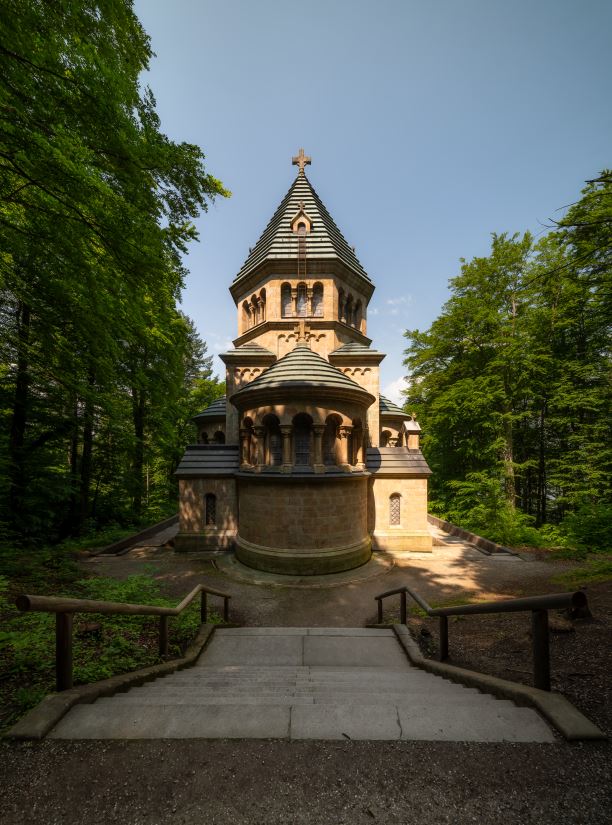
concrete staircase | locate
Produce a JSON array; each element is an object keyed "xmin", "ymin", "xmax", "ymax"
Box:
[{"xmin": 49, "ymin": 628, "xmax": 554, "ymax": 741}]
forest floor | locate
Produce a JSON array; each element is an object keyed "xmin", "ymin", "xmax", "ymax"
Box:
[{"xmin": 1, "ymin": 532, "xmax": 610, "ymax": 824}]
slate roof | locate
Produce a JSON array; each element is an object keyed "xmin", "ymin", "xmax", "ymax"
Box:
[
  {"xmin": 330, "ymin": 342, "xmax": 385, "ymax": 356},
  {"xmin": 231, "ymin": 343, "xmax": 373, "ymax": 401},
  {"xmin": 379, "ymin": 395, "xmax": 410, "ymax": 419},
  {"xmin": 366, "ymin": 447, "xmax": 431, "ymax": 476},
  {"xmin": 192, "ymin": 396, "xmax": 226, "ymax": 422},
  {"xmin": 221, "ymin": 342, "xmax": 275, "ymax": 358},
  {"xmin": 175, "ymin": 445, "xmax": 239, "ymax": 477},
  {"xmin": 234, "ymin": 171, "xmax": 370, "ymax": 285}
]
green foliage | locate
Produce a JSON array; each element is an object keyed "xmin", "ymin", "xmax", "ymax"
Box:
[
  {"xmin": 405, "ymin": 174, "xmax": 611, "ymax": 548},
  {"xmin": 0, "ymin": 569, "xmax": 219, "ymax": 732},
  {"xmin": 551, "ymin": 559, "xmax": 612, "ymax": 589},
  {"xmin": 0, "ymin": 2, "xmax": 228, "ymax": 544}
]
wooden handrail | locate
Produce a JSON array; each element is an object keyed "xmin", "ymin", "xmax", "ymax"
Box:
[
  {"xmin": 374, "ymin": 585, "xmax": 589, "ymax": 691},
  {"xmin": 15, "ymin": 584, "xmax": 232, "ymax": 692}
]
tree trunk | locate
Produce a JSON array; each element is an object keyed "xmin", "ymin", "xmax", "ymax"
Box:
[
  {"xmin": 131, "ymin": 387, "xmax": 146, "ymax": 518},
  {"xmin": 8, "ymin": 302, "xmax": 31, "ymax": 530},
  {"xmin": 502, "ymin": 413, "xmax": 515, "ymax": 507},
  {"xmin": 537, "ymin": 401, "xmax": 547, "ymax": 525},
  {"xmin": 77, "ymin": 369, "xmax": 95, "ymax": 534}
]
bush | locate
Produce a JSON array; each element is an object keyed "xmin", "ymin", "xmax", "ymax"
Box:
[{"xmin": 560, "ymin": 503, "xmax": 612, "ymax": 554}]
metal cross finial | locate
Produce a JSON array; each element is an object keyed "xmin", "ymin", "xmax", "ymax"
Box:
[{"xmin": 292, "ymin": 148, "xmax": 311, "ymax": 174}]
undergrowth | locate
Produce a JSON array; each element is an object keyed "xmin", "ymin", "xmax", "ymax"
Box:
[{"xmin": 0, "ymin": 541, "xmax": 218, "ymax": 734}]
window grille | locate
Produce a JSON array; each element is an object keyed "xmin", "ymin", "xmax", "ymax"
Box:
[
  {"xmin": 297, "ymin": 284, "xmax": 308, "ymax": 317},
  {"xmin": 269, "ymin": 432, "xmax": 282, "ymax": 465},
  {"xmin": 205, "ymin": 493, "xmax": 216, "ymax": 526},
  {"xmin": 294, "ymin": 427, "xmax": 311, "ymax": 465},
  {"xmin": 281, "ymin": 284, "xmax": 292, "ymax": 317},
  {"xmin": 312, "ymin": 284, "xmax": 323, "ymax": 317},
  {"xmin": 390, "ymin": 494, "xmax": 401, "ymax": 526}
]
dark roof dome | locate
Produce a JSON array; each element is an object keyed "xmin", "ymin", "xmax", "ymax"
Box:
[
  {"xmin": 230, "ymin": 344, "xmax": 375, "ymax": 407},
  {"xmin": 379, "ymin": 395, "xmax": 410, "ymax": 419},
  {"xmin": 192, "ymin": 396, "xmax": 226, "ymax": 422}
]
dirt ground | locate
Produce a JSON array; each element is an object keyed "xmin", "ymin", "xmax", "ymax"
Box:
[{"xmin": 1, "ymin": 537, "xmax": 610, "ymax": 825}]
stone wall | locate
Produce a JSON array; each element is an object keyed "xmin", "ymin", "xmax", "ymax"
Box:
[
  {"xmin": 368, "ymin": 476, "xmax": 432, "ymax": 552},
  {"xmin": 175, "ymin": 477, "xmax": 237, "ymax": 552},
  {"xmin": 236, "ymin": 475, "xmax": 371, "ymax": 574}
]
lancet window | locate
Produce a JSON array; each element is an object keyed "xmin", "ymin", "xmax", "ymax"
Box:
[
  {"xmin": 390, "ymin": 493, "xmax": 401, "ymax": 526},
  {"xmin": 205, "ymin": 493, "xmax": 216, "ymax": 526},
  {"xmin": 281, "ymin": 283, "xmax": 292, "ymax": 318},
  {"xmin": 296, "ymin": 283, "xmax": 308, "ymax": 317},
  {"xmin": 312, "ymin": 283, "xmax": 323, "ymax": 317}
]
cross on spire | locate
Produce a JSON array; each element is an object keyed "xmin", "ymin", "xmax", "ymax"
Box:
[{"xmin": 292, "ymin": 148, "xmax": 311, "ymax": 174}]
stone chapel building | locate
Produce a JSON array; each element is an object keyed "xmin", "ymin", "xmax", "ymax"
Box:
[{"xmin": 175, "ymin": 150, "xmax": 432, "ymax": 572}]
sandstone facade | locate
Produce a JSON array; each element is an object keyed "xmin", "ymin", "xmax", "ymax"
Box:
[{"xmin": 175, "ymin": 154, "xmax": 432, "ymax": 573}]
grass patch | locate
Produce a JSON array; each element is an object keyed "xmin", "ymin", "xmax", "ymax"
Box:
[
  {"xmin": 551, "ymin": 558, "xmax": 612, "ymax": 589},
  {"xmin": 0, "ymin": 537, "xmax": 216, "ymax": 734}
]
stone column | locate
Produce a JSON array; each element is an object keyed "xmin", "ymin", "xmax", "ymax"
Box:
[
  {"xmin": 253, "ymin": 425, "xmax": 265, "ymax": 471},
  {"xmin": 239, "ymin": 428, "xmax": 251, "ymax": 469},
  {"xmin": 313, "ymin": 424, "xmax": 325, "ymax": 474},
  {"xmin": 307, "ymin": 287, "xmax": 314, "ymax": 316},
  {"xmin": 291, "ymin": 288, "xmax": 298, "ymax": 317},
  {"xmin": 280, "ymin": 424, "xmax": 293, "ymax": 473},
  {"xmin": 338, "ymin": 425, "xmax": 353, "ymax": 472},
  {"xmin": 354, "ymin": 430, "xmax": 365, "ymax": 470}
]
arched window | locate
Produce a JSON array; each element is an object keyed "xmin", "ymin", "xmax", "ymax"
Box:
[
  {"xmin": 242, "ymin": 300, "xmax": 251, "ymax": 330},
  {"xmin": 323, "ymin": 416, "xmax": 340, "ymax": 465},
  {"xmin": 263, "ymin": 414, "xmax": 282, "ymax": 466},
  {"xmin": 354, "ymin": 300, "xmax": 362, "ymax": 329},
  {"xmin": 297, "ymin": 221, "xmax": 306, "ymax": 235},
  {"xmin": 205, "ymin": 493, "xmax": 216, "ymax": 526},
  {"xmin": 390, "ymin": 493, "xmax": 401, "ymax": 526},
  {"xmin": 296, "ymin": 283, "xmax": 308, "ymax": 317},
  {"xmin": 312, "ymin": 283, "xmax": 323, "ymax": 317},
  {"xmin": 338, "ymin": 289, "xmax": 345, "ymax": 322},
  {"xmin": 259, "ymin": 288, "xmax": 266, "ymax": 322},
  {"xmin": 250, "ymin": 295, "xmax": 259, "ymax": 325},
  {"xmin": 344, "ymin": 294, "xmax": 353, "ymax": 326},
  {"xmin": 293, "ymin": 413, "xmax": 312, "ymax": 466},
  {"xmin": 381, "ymin": 430, "xmax": 391, "ymax": 448},
  {"xmin": 199, "ymin": 431, "xmax": 209, "ymax": 445},
  {"xmin": 213, "ymin": 431, "xmax": 225, "ymax": 444},
  {"xmin": 281, "ymin": 283, "xmax": 292, "ymax": 318}
]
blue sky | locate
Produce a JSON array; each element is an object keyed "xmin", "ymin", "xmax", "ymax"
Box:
[{"xmin": 134, "ymin": 0, "xmax": 611, "ymax": 402}]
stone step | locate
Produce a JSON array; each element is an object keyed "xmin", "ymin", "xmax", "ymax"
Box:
[
  {"xmin": 49, "ymin": 701, "xmax": 554, "ymax": 742},
  {"xmin": 46, "ymin": 628, "xmax": 555, "ymax": 742},
  {"xmin": 97, "ymin": 692, "xmax": 503, "ymax": 707}
]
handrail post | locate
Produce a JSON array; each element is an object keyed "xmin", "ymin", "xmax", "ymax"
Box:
[
  {"xmin": 400, "ymin": 591, "xmax": 407, "ymax": 624},
  {"xmin": 439, "ymin": 615, "xmax": 449, "ymax": 661},
  {"xmin": 200, "ymin": 591, "xmax": 208, "ymax": 624},
  {"xmin": 377, "ymin": 598, "xmax": 383, "ymax": 624},
  {"xmin": 159, "ymin": 615, "xmax": 169, "ymax": 657},
  {"xmin": 56, "ymin": 612, "xmax": 73, "ymax": 691},
  {"xmin": 223, "ymin": 596, "xmax": 229, "ymax": 623},
  {"xmin": 532, "ymin": 609, "xmax": 550, "ymax": 690}
]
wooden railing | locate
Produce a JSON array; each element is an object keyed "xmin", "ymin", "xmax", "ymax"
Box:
[
  {"xmin": 15, "ymin": 584, "xmax": 232, "ymax": 692},
  {"xmin": 374, "ymin": 585, "xmax": 589, "ymax": 691}
]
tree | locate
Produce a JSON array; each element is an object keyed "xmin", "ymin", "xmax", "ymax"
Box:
[{"xmin": 0, "ymin": 2, "xmax": 228, "ymax": 541}]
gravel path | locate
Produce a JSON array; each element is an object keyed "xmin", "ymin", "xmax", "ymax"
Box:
[
  {"xmin": 1, "ymin": 739, "xmax": 610, "ymax": 824},
  {"xmin": 3, "ymin": 529, "xmax": 609, "ymax": 824}
]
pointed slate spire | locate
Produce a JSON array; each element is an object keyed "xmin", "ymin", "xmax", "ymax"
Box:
[{"xmin": 233, "ymin": 156, "xmax": 370, "ymax": 287}]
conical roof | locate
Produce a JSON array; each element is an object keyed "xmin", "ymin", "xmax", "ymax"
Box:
[
  {"xmin": 192, "ymin": 396, "xmax": 226, "ymax": 422},
  {"xmin": 234, "ymin": 171, "xmax": 370, "ymax": 286},
  {"xmin": 231, "ymin": 343, "xmax": 374, "ymax": 405},
  {"xmin": 379, "ymin": 395, "xmax": 410, "ymax": 418}
]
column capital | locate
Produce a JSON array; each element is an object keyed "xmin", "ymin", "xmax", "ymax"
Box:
[
  {"xmin": 280, "ymin": 424, "xmax": 293, "ymax": 435},
  {"xmin": 312, "ymin": 423, "xmax": 326, "ymax": 434},
  {"xmin": 338, "ymin": 425, "xmax": 353, "ymax": 439}
]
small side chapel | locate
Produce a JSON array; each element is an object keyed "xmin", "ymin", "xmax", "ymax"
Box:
[{"xmin": 176, "ymin": 150, "xmax": 432, "ymax": 573}]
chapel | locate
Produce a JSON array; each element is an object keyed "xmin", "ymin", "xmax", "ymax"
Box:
[{"xmin": 175, "ymin": 150, "xmax": 432, "ymax": 573}]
